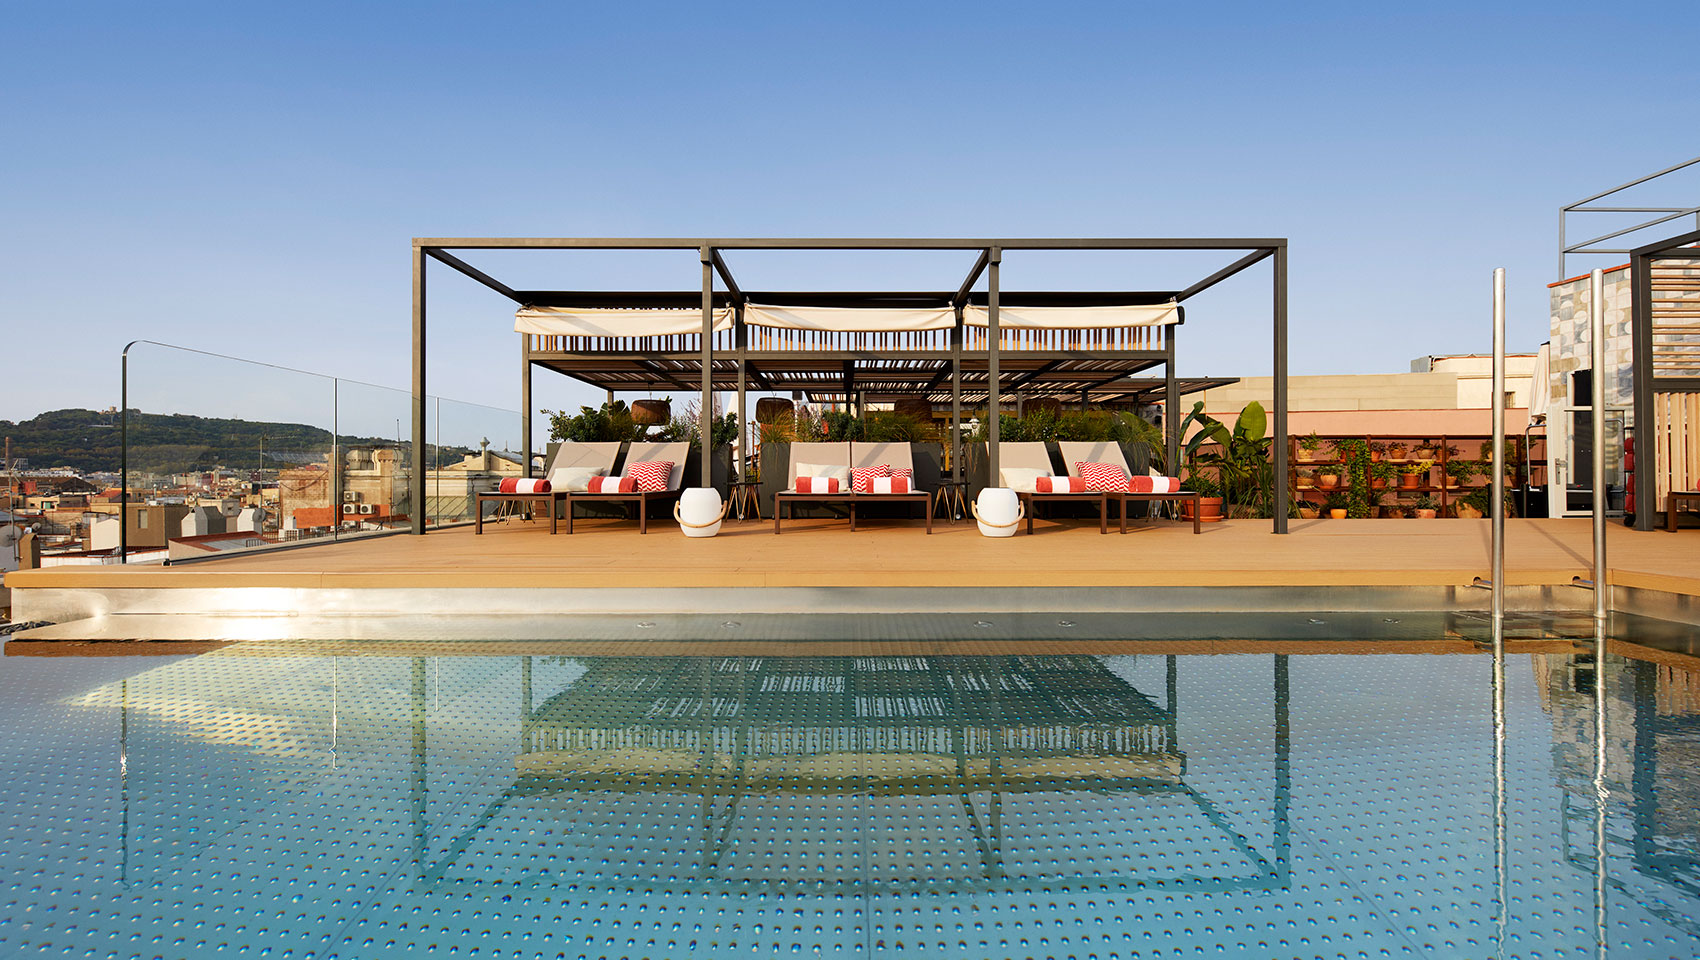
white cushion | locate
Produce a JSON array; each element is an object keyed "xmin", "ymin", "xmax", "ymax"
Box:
[
  {"xmin": 998, "ymin": 466, "xmax": 1047, "ymax": 494},
  {"xmin": 548, "ymin": 465, "xmax": 607, "ymax": 492},
  {"xmin": 793, "ymin": 460, "xmax": 850, "ymax": 485}
]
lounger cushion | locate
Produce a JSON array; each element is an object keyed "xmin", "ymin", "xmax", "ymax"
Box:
[
  {"xmin": 794, "ymin": 461, "xmax": 851, "ymax": 486},
  {"xmin": 1076, "ymin": 461, "xmax": 1132, "ymax": 492},
  {"xmin": 867, "ymin": 476, "xmax": 910, "ymax": 494},
  {"xmin": 498, "ymin": 477, "xmax": 552, "ymax": 494},
  {"xmin": 794, "ymin": 476, "xmax": 841, "ymax": 494},
  {"xmin": 587, "ymin": 475, "xmax": 637, "ymax": 493},
  {"xmin": 999, "ymin": 467, "xmax": 1046, "ymax": 493},
  {"xmin": 1035, "ymin": 476, "xmax": 1088, "ymax": 493},
  {"xmin": 851, "ymin": 465, "xmax": 890, "ymax": 493},
  {"xmin": 546, "ymin": 466, "xmax": 606, "ymax": 492}
]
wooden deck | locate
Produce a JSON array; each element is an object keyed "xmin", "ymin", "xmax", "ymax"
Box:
[{"xmin": 9, "ymin": 515, "xmax": 1700, "ymax": 593}]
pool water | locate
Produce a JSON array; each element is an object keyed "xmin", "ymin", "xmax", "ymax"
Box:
[{"xmin": 1, "ymin": 640, "xmax": 1696, "ymax": 959}]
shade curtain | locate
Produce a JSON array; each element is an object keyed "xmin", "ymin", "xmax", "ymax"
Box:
[
  {"xmin": 515, "ymin": 306, "xmax": 734, "ymax": 337},
  {"xmin": 743, "ymin": 304, "xmax": 955, "ymax": 332},
  {"xmin": 964, "ymin": 302, "xmax": 1181, "ymax": 328}
]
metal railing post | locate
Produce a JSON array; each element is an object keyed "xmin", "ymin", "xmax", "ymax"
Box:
[
  {"xmin": 1590, "ymin": 268, "xmax": 1608, "ymax": 621},
  {"xmin": 1491, "ymin": 268, "xmax": 1506, "ymax": 623}
]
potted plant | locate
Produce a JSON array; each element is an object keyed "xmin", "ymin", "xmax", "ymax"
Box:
[
  {"xmin": 1321, "ymin": 491, "xmax": 1349, "ymax": 520},
  {"xmin": 1297, "ymin": 431, "xmax": 1323, "ymax": 463},
  {"xmin": 1295, "ymin": 467, "xmax": 1315, "ymax": 490},
  {"xmin": 1180, "ymin": 471, "xmax": 1224, "ymax": 522},
  {"xmin": 1368, "ymin": 460, "xmax": 1393, "ymax": 490},
  {"xmin": 1316, "ymin": 466, "xmax": 1341, "ymax": 490},
  {"xmin": 1398, "ymin": 461, "xmax": 1429, "ymax": 489},
  {"xmin": 1369, "ymin": 441, "xmax": 1387, "ymax": 462},
  {"xmin": 1443, "ymin": 458, "xmax": 1478, "ymax": 490},
  {"xmin": 1412, "ymin": 494, "xmax": 1438, "ymax": 519},
  {"xmin": 1413, "ymin": 442, "xmax": 1437, "ymax": 460},
  {"xmin": 1386, "ymin": 441, "xmax": 1409, "ymax": 460},
  {"xmin": 1456, "ymin": 486, "xmax": 1493, "ymax": 519}
]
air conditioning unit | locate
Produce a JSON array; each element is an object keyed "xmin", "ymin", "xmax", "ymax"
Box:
[
  {"xmin": 343, "ymin": 492, "xmax": 359, "ymax": 503},
  {"xmin": 342, "ymin": 503, "xmax": 357, "ymax": 514},
  {"xmin": 358, "ymin": 504, "xmax": 375, "ymax": 515}
]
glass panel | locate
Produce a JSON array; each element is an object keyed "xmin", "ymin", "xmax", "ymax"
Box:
[
  {"xmin": 427, "ymin": 397, "xmax": 526, "ymax": 527},
  {"xmin": 1565, "ymin": 407, "xmax": 1627, "ymax": 515}
]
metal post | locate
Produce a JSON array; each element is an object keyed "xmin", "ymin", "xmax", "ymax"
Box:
[
  {"xmin": 1590, "ymin": 616, "xmax": 1610, "ymax": 959},
  {"xmin": 330, "ymin": 379, "xmax": 342, "ymax": 535},
  {"xmin": 1491, "ymin": 612, "xmax": 1507, "ymax": 960},
  {"xmin": 951, "ymin": 306, "xmax": 963, "ymax": 481},
  {"xmin": 1589, "ymin": 269, "xmax": 1608, "ymax": 621},
  {"xmin": 521, "ymin": 335, "xmax": 533, "ymax": 478},
  {"xmin": 1492, "ymin": 268, "xmax": 1506, "ymax": 622},
  {"xmin": 699, "ymin": 248, "xmax": 715, "ymax": 487},
  {"xmin": 987, "ymin": 248, "xmax": 1002, "ymax": 483},
  {"xmin": 1164, "ymin": 322, "xmax": 1180, "ymax": 478},
  {"xmin": 410, "ymin": 244, "xmax": 427, "ymax": 534},
  {"xmin": 1629, "ymin": 250, "xmax": 1655, "ymax": 530},
  {"xmin": 1273, "ymin": 244, "xmax": 1289, "ymax": 533},
  {"xmin": 119, "ymin": 343, "xmax": 132, "ymax": 562},
  {"xmin": 734, "ymin": 304, "xmax": 747, "ymax": 481}
]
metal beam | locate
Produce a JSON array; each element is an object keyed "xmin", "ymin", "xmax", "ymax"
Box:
[
  {"xmin": 700, "ymin": 248, "xmax": 715, "ymax": 488},
  {"xmin": 1006, "ymin": 359, "xmax": 1066, "ymax": 389},
  {"xmin": 422, "ymin": 247, "xmax": 521, "ymax": 302},
  {"xmin": 411, "ymin": 244, "xmax": 427, "ymax": 534},
  {"xmin": 709, "ymin": 249, "xmax": 746, "ymax": 305},
  {"xmin": 521, "ymin": 336, "xmax": 532, "ymax": 478},
  {"xmin": 1631, "ymin": 249, "xmax": 1655, "ymax": 531},
  {"xmin": 417, "ymin": 237, "xmax": 1287, "ymax": 251},
  {"xmin": 953, "ymin": 249, "xmax": 992, "ymax": 307},
  {"xmin": 951, "ymin": 306, "xmax": 963, "ymax": 482},
  {"xmin": 1178, "ymin": 248, "xmax": 1275, "ymax": 302}
]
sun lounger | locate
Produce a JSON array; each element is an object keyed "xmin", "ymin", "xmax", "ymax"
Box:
[
  {"xmin": 473, "ymin": 442, "xmax": 622, "ymax": 535},
  {"xmin": 1057, "ymin": 441, "xmax": 1200, "ymax": 534},
  {"xmin": 999, "ymin": 442, "xmax": 1108, "ymax": 534},
  {"xmin": 774, "ymin": 441, "xmax": 932, "ymax": 534},
  {"xmin": 556, "ymin": 440, "xmax": 689, "ymax": 534}
]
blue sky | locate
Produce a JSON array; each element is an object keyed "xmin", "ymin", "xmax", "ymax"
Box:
[{"xmin": 3, "ymin": 1, "xmax": 1696, "ymax": 435}]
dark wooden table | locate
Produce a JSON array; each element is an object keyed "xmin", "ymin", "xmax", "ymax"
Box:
[
  {"xmin": 1114, "ymin": 491, "xmax": 1203, "ymax": 534},
  {"xmin": 1669, "ymin": 491, "xmax": 1700, "ymax": 532},
  {"xmin": 1017, "ymin": 491, "xmax": 1109, "ymax": 534}
]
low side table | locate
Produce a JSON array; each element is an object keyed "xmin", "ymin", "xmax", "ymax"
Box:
[
  {"xmin": 934, "ymin": 480, "xmax": 969, "ymax": 523},
  {"xmin": 729, "ymin": 480, "xmax": 764, "ymax": 521},
  {"xmin": 1669, "ymin": 491, "xmax": 1700, "ymax": 532}
]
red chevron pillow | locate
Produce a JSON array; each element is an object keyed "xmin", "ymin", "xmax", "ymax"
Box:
[
  {"xmin": 851, "ymin": 464, "xmax": 891, "ymax": 493},
  {"xmin": 625, "ymin": 460, "xmax": 673, "ymax": 492},
  {"xmin": 1075, "ymin": 461, "xmax": 1131, "ymax": 492},
  {"xmin": 587, "ymin": 475, "xmax": 636, "ymax": 493}
]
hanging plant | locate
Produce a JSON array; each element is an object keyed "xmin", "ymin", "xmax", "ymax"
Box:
[{"xmin": 1334, "ymin": 438, "xmax": 1371, "ymax": 518}]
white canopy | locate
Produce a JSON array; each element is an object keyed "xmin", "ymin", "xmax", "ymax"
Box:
[
  {"xmin": 515, "ymin": 306, "xmax": 734, "ymax": 338},
  {"xmin": 743, "ymin": 304, "xmax": 955, "ymax": 332},
  {"xmin": 965, "ymin": 302, "xmax": 1180, "ymax": 329}
]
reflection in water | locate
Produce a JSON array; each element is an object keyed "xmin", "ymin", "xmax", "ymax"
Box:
[{"xmin": 0, "ymin": 644, "xmax": 1696, "ymax": 957}]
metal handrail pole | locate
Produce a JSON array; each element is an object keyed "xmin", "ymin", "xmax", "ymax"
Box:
[
  {"xmin": 1589, "ymin": 269, "xmax": 1608, "ymax": 622},
  {"xmin": 1491, "ymin": 269, "xmax": 1506, "ymax": 623}
]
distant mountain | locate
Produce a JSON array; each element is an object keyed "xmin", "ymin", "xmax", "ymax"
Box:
[{"xmin": 0, "ymin": 408, "xmax": 472, "ymax": 476}]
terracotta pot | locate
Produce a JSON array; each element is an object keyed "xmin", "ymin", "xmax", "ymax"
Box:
[
  {"xmin": 1387, "ymin": 445, "xmax": 1408, "ymax": 460},
  {"xmin": 1296, "ymin": 477, "xmax": 1315, "ymax": 490},
  {"xmin": 1317, "ymin": 474, "xmax": 1340, "ymax": 490},
  {"xmin": 754, "ymin": 397, "xmax": 794, "ymax": 424},
  {"xmin": 1415, "ymin": 508, "xmax": 1437, "ymax": 519},
  {"xmin": 1371, "ymin": 478, "xmax": 1387, "ymax": 490},
  {"xmin": 1456, "ymin": 503, "xmax": 1482, "ymax": 519},
  {"xmin": 1328, "ymin": 508, "xmax": 1348, "ymax": 520},
  {"xmin": 1297, "ymin": 505, "xmax": 1320, "ymax": 519},
  {"xmin": 1370, "ymin": 449, "xmax": 1383, "ymax": 462},
  {"xmin": 1399, "ymin": 475, "xmax": 1421, "ymax": 489},
  {"xmin": 1180, "ymin": 496, "xmax": 1224, "ymax": 522},
  {"xmin": 631, "ymin": 398, "xmax": 671, "ymax": 426}
]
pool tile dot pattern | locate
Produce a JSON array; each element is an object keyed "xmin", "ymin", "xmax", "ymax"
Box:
[{"xmin": 0, "ymin": 644, "xmax": 1695, "ymax": 958}]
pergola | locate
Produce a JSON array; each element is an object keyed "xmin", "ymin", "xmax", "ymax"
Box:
[{"xmin": 410, "ymin": 238, "xmax": 1290, "ymax": 532}]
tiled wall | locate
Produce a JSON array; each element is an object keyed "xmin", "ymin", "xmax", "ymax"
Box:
[{"xmin": 1548, "ymin": 266, "xmax": 1635, "ymax": 420}]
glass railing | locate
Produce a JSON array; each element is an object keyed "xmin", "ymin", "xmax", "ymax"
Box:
[{"xmin": 111, "ymin": 341, "xmax": 520, "ymax": 562}]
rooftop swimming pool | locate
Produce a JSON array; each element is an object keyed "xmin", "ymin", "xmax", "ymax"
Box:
[{"xmin": 1, "ymin": 631, "xmax": 1697, "ymax": 959}]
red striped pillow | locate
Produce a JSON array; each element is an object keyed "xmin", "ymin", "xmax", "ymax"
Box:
[
  {"xmin": 868, "ymin": 476, "xmax": 910, "ymax": 494},
  {"xmin": 498, "ymin": 477, "xmax": 551, "ymax": 494},
  {"xmin": 851, "ymin": 464, "xmax": 891, "ymax": 493},
  {"xmin": 587, "ymin": 475, "xmax": 636, "ymax": 493},
  {"xmin": 794, "ymin": 476, "xmax": 840, "ymax": 494},
  {"xmin": 1126, "ymin": 475, "xmax": 1183, "ymax": 494},
  {"xmin": 1075, "ymin": 461, "xmax": 1131, "ymax": 492},
  {"xmin": 625, "ymin": 460, "xmax": 673, "ymax": 492}
]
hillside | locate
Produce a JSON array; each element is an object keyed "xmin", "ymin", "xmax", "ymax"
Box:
[{"xmin": 0, "ymin": 408, "xmax": 469, "ymax": 476}]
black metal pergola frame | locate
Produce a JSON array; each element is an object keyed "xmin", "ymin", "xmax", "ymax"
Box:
[
  {"xmin": 411, "ymin": 237, "xmax": 1290, "ymax": 533},
  {"xmin": 1629, "ymin": 227, "xmax": 1700, "ymax": 530}
]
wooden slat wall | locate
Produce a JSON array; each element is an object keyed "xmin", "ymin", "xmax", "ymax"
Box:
[
  {"xmin": 1651, "ymin": 263, "xmax": 1700, "ymax": 378},
  {"xmin": 1652, "ymin": 391, "xmax": 1700, "ymax": 507},
  {"xmin": 529, "ymin": 325, "xmax": 1169, "ymax": 355}
]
